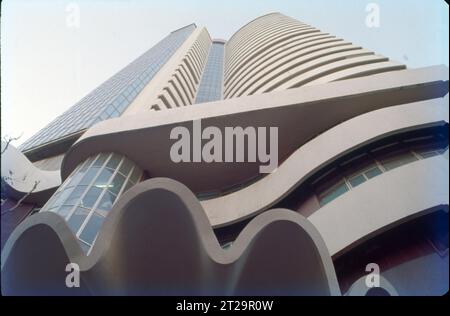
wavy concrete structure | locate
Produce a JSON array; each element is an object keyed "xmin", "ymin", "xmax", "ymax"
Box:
[
  {"xmin": 1, "ymin": 178, "xmax": 341, "ymax": 296},
  {"xmin": 3, "ymin": 12, "xmax": 449, "ymax": 295}
]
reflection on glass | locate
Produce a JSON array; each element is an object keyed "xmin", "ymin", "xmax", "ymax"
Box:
[
  {"xmin": 40, "ymin": 152, "xmax": 142, "ymax": 254},
  {"xmin": 318, "ymin": 181, "xmax": 349, "ymax": 206},
  {"xmin": 67, "ymin": 207, "xmax": 89, "ymax": 233},
  {"xmin": 348, "ymin": 175, "xmax": 366, "ymax": 188},
  {"xmin": 79, "ymin": 212, "xmax": 105, "ymax": 245},
  {"xmin": 97, "ymin": 191, "xmax": 117, "ymax": 212}
]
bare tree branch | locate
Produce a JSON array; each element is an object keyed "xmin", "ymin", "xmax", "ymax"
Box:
[
  {"xmin": 1, "ymin": 180, "xmax": 40, "ymax": 214},
  {"xmin": 1, "ymin": 133, "xmax": 40, "ymax": 214},
  {"xmin": 1, "ymin": 133, "xmax": 23, "ymax": 155}
]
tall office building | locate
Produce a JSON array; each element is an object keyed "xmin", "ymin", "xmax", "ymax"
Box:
[{"xmin": 1, "ymin": 13, "xmax": 448, "ymax": 295}]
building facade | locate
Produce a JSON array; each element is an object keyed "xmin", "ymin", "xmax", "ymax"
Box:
[{"xmin": 1, "ymin": 13, "xmax": 448, "ymax": 295}]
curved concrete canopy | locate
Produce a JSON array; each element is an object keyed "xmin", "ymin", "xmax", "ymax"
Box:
[
  {"xmin": 1, "ymin": 178, "xmax": 340, "ymax": 296},
  {"xmin": 203, "ymin": 94, "xmax": 449, "ymax": 227},
  {"xmin": 61, "ymin": 66, "xmax": 449, "ymax": 195},
  {"xmin": 1, "ymin": 141, "xmax": 61, "ymax": 205}
]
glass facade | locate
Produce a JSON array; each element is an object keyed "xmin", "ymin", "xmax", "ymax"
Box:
[
  {"xmin": 40, "ymin": 152, "xmax": 143, "ymax": 253},
  {"xmin": 194, "ymin": 41, "xmax": 225, "ymax": 103},
  {"xmin": 20, "ymin": 24, "xmax": 196, "ymax": 152}
]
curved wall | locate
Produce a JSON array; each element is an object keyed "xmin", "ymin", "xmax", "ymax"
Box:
[
  {"xmin": 224, "ymin": 13, "xmax": 405, "ymax": 99},
  {"xmin": 308, "ymin": 154, "xmax": 448, "ymax": 256},
  {"xmin": 202, "ymin": 95, "xmax": 448, "ymax": 227},
  {"xmin": 60, "ymin": 66, "xmax": 448, "ymax": 194}
]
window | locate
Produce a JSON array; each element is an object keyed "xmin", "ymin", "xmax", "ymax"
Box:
[
  {"xmin": 97, "ymin": 190, "xmax": 117, "ymax": 212},
  {"xmin": 67, "ymin": 207, "xmax": 90, "ymax": 233},
  {"xmin": 79, "ymin": 212, "xmax": 105, "ymax": 245},
  {"xmin": 364, "ymin": 166, "xmax": 383, "ymax": 179},
  {"xmin": 40, "ymin": 152, "xmax": 143, "ymax": 254},
  {"xmin": 348, "ymin": 174, "xmax": 366, "ymax": 188},
  {"xmin": 57, "ymin": 205, "xmax": 74, "ymax": 219},
  {"xmin": 19, "ymin": 25, "xmax": 195, "ymax": 153},
  {"xmin": 221, "ymin": 241, "xmax": 233, "ymax": 250},
  {"xmin": 414, "ymin": 147, "xmax": 448, "ymax": 159},
  {"xmin": 79, "ymin": 167, "xmax": 100, "ymax": 185},
  {"xmin": 109, "ymin": 173, "xmax": 126, "ymax": 195},
  {"xmin": 81, "ymin": 187, "xmax": 103, "ymax": 208},
  {"xmin": 119, "ymin": 158, "xmax": 134, "ymax": 176},
  {"xmin": 94, "ymin": 168, "xmax": 115, "ymax": 188},
  {"xmin": 64, "ymin": 186, "xmax": 88, "ymax": 206},
  {"xmin": 379, "ymin": 151, "xmax": 418, "ymax": 171},
  {"xmin": 317, "ymin": 180, "xmax": 349, "ymax": 206},
  {"xmin": 346, "ymin": 163, "xmax": 383, "ymax": 188},
  {"xmin": 313, "ymin": 131, "xmax": 447, "ymax": 208}
]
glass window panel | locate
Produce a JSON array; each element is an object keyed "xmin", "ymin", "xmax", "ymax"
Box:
[
  {"xmin": 79, "ymin": 156, "xmax": 95, "ymax": 172},
  {"xmin": 61, "ymin": 164, "xmax": 82, "ymax": 190},
  {"xmin": 57, "ymin": 205, "xmax": 74, "ymax": 219},
  {"xmin": 129, "ymin": 167, "xmax": 142, "ymax": 184},
  {"xmin": 50, "ymin": 187, "xmax": 74, "ymax": 207},
  {"xmin": 81, "ymin": 186, "xmax": 103, "ymax": 209},
  {"xmin": 93, "ymin": 153, "xmax": 109, "ymax": 167},
  {"xmin": 93, "ymin": 168, "xmax": 115, "ymax": 188},
  {"xmin": 105, "ymin": 106, "xmax": 114, "ymax": 115},
  {"xmin": 110, "ymin": 110, "xmax": 120, "ymax": 118},
  {"xmin": 65, "ymin": 170, "xmax": 85, "ymax": 188},
  {"xmin": 66, "ymin": 207, "xmax": 89, "ymax": 234},
  {"xmin": 415, "ymin": 150, "xmax": 440, "ymax": 159},
  {"xmin": 221, "ymin": 242, "xmax": 233, "ymax": 250},
  {"xmin": 106, "ymin": 154, "xmax": 121, "ymax": 169},
  {"xmin": 380, "ymin": 152, "xmax": 418, "ymax": 171},
  {"xmin": 79, "ymin": 212, "xmax": 105, "ymax": 245},
  {"xmin": 118, "ymin": 99, "xmax": 128, "ymax": 111},
  {"xmin": 96, "ymin": 191, "xmax": 117, "ymax": 212},
  {"xmin": 20, "ymin": 25, "xmax": 195, "ymax": 160},
  {"xmin": 365, "ymin": 166, "xmax": 383, "ymax": 179},
  {"xmin": 112, "ymin": 99, "xmax": 120, "ymax": 107},
  {"xmin": 44, "ymin": 191, "xmax": 60, "ymax": 209},
  {"xmin": 119, "ymin": 157, "xmax": 133, "ymax": 176},
  {"xmin": 122, "ymin": 181, "xmax": 134, "ymax": 194},
  {"xmin": 318, "ymin": 181, "xmax": 349, "ymax": 206},
  {"xmin": 116, "ymin": 94, "xmax": 126, "ymax": 104},
  {"xmin": 63, "ymin": 185, "xmax": 87, "ymax": 206},
  {"xmin": 116, "ymin": 102, "xmax": 125, "ymax": 112},
  {"xmin": 109, "ymin": 173, "xmax": 126, "ymax": 195},
  {"xmin": 348, "ymin": 175, "xmax": 366, "ymax": 188},
  {"xmin": 79, "ymin": 167, "xmax": 100, "ymax": 185},
  {"xmin": 100, "ymin": 112, "xmax": 109, "ymax": 121}
]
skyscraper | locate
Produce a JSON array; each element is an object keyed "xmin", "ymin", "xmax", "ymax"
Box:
[{"xmin": 1, "ymin": 13, "xmax": 448, "ymax": 296}]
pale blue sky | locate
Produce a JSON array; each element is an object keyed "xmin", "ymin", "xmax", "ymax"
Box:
[{"xmin": 1, "ymin": 0, "xmax": 448, "ymax": 146}]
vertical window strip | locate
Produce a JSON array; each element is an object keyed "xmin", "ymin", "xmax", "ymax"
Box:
[{"xmin": 65, "ymin": 153, "xmax": 114, "ymax": 222}]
